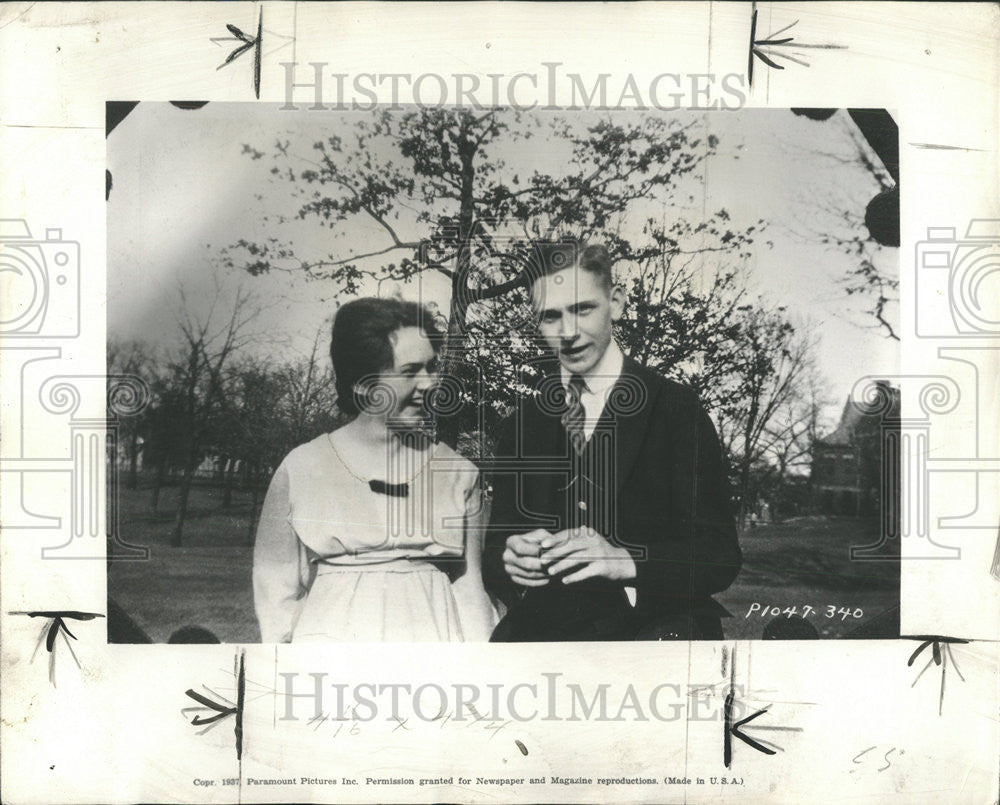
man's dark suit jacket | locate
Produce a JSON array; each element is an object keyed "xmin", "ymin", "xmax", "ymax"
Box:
[{"xmin": 484, "ymin": 355, "xmax": 742, "ymax": 641}]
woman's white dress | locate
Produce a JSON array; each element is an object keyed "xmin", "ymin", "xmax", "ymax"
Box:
[{"xmin": 252, "ymin": 433, "xmax": 496, "ymax": 642}]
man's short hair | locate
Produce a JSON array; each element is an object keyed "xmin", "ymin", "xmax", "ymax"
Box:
[{"xmin": 523, "ymin": 241, "xmax": 614, "ymax": 293}]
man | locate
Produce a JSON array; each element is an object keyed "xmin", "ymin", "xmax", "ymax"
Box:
[{"xmin": 484, "ymin": 241, "xmax": 742, "ymax": 641}]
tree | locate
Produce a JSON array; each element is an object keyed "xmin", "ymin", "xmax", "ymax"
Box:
[
  {"xmin": 164, "ymin": 283, "xmax": 261, "ymax": 546},
  {"xmin": 218, "ymin": 360, "xmax": 287, "ymax": 540},
  {"xmin": 228, "ymin": 110, "xmax": 718, "ymax": 322},
  {"xmin": 790, "ymin": 110, "xmax": 899, "ymax": 340},
  {"xmin": 223, "ymin": 109, "xmax": 727, "ymax": 442},
  {"xmin": 271, "ymin": 325, "xmax": 342, "ymax": 451},
  {"xmin": 218, "ymin": 330, "xmax": 342, "ymax": 542},
  {"xmin": 607, "ymin": 212, "xmax": 825, "ymax": 526},
  {"xmin": 753, "ymin": 362, "xmax": 833, "ymax": 520},
  {"xmin": 106, "ymin": 338, "xmax": 156, "ymax": 490},
  {"xmin": 615, "ymin": 211, "xmax": 761, "ymax": 416},
  {"xmin": 142, "ymin": 377, "xmax": 187, "ymax": 513},
  {"xmin": 713, "ymin": 305, "xmax": 817, "ymax": 527}
]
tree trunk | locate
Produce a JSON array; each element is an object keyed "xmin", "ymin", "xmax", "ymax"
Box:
[
  {"xmin": 127, "ymin": 428, "xmax": 139, "ymax": 490},
  {"xmin": 737, "ymin": 395, "xmax": 761, "ymax": 531},
  {"xmin": 245, "ymin": 462, "xmax": 261, "ymax": 546},
  {"xmin": 171, "ymin": 461, "xmax": 195, "ymax": 547},
  {"xmin": 737, "ymin": 455, "xmax": 752, "ymax": 532},
  {"xmin": 151, "ymin": 456, "xmax": 166, "ymax": 512},
  {"xmin": 436, "ymin": 131, "xmax": 478, "ymax": 450},
  {"xmin": 222, "ymin": 456, "xmax": 236, "ymax": 508},
  {"xmin": 855, "ymin": 448, "xmax": 863, "ymax": 517},
  {"xmin": 737, "ymin": 435, "xmax": 753, "ymax": 531}
]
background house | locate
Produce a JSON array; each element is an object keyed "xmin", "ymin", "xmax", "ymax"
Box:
[{"xmin": 811, "ymin": 381, "xmax": 900, "ymax": 518}]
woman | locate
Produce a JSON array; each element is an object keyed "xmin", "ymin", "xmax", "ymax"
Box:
[{"xmin": 253, "ymin": 297, "xmax": 496, "ymax": 642}]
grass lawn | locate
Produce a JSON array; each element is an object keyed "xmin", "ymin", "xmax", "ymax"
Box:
[
  {"xmin": 109, "ymin": 484, "xmax": 259, "ymax": 643},
  {"xmin": 717, "ymin": 515, "xmax": 899, "ymax": 640},
  {"xmin": 110, "ymin": 486, "xmax": 898, "ymax": 643}
]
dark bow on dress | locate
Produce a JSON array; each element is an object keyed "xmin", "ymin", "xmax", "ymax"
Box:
[{"xmin": 369, "ymin": 479, "xmax": 409, "ymax": 497}]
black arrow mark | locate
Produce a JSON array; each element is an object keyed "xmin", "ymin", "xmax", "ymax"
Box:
[
  {"xmin": 211, "ymin": 10, "xmax": 262, "ymax": 98},
  {"xmin": 185, "ymin": 688, "xmax": 237, "ymax": 726},
  {"xmin": 10, "ymin": 610, "xmax": 104, "ymax": 686},
  {"xmin": 747, "ymin": 2, "xmax": 847, "ymax": 88},
  {"xmin": 724, "ymin": 700, "xmax": 777, "ymax": 767},
  {"xmin": 723, "ymin": 644, "xmax": 800, "ymax": 767},
  {"xmin": 905, "ymin": 635, "xmax": 969, "ymax": 716},
  {"xmin": 183, "ymin": 649, "xmax": 246, "ymax": 762}
]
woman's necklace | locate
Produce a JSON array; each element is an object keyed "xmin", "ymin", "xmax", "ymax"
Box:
[{"xmin": 326, "ymin": 433, "xmax": 435, "ymax": 498}]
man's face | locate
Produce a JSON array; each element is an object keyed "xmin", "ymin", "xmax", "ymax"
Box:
[{"xmin": 530, "ymin": 265, "xmax": 624, "ymax": 376}]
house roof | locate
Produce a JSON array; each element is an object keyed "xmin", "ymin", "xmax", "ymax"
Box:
[
  {"xmin": 816, "ymin": 383, "xmax": 901, "ymax": 447},
  {"xmin": 815, "ymin": 396, "xmax": 865, "ymax": 446}
]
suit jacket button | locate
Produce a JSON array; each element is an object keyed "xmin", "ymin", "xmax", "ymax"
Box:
[{"xmin": 577, "ymin": 500, "xmax": 587, "ymax": 511}]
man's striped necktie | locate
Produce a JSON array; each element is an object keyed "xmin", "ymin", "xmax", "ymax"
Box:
[{"xmin": 561, "ymin": 373, "xmax": 588, "ymax": 455}]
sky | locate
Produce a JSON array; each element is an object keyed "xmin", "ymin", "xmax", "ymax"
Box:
[{"xmin": 107, "ymin": 103, "xmax": 899, "ymax": 431}]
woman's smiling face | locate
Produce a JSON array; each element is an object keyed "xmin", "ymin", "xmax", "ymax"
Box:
[{"xmin": 369, "ymin": 325, "xmax": 439, "ymax": 428}]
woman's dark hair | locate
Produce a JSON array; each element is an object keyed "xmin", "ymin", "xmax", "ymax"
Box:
[{"xmin": 330, "ymin": 297, "xmax": 442, "ymax": 415}]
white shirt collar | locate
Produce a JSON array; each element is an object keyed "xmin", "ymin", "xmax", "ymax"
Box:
[{"xmin": 560, "ymin": 340, "xmax": 624, "ymax": 397}]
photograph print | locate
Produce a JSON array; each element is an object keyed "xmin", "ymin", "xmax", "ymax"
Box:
[{"xmin": 105, "ymin": 102, "xmax": 901, "ymax": 645}]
